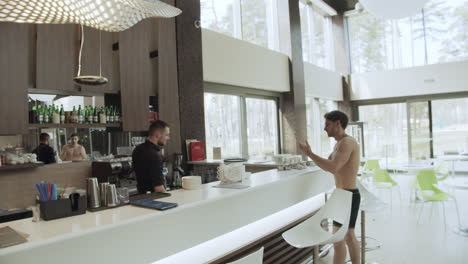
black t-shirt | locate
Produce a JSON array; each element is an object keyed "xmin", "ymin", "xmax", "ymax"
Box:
[
  {"xmin": 32, "ymin": 143, "xmax": 56, "ymax": 164},
  {"xmin": 132, "ymin": 140, "xmax": 165, "ymax": 193}
]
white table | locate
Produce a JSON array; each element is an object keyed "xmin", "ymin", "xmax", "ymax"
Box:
[
  {"xmin": 437, "ymin": 155, "xmax": 468, "ymax": 177},
  {"xmin": 444, "ymin": 178, "xmax": 468, "ymax": 236}
]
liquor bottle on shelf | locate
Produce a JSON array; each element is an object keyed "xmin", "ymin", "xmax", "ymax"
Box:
[
  {"xmin": 93, "ymin": 107, "xmax": 98, "ymax": 123},
  {"xmin": 99, "ymin": 107, "xmax": 107, "ymax": 124},
  {"xmin": 37, "ymin": 105, "xmax": 44, "ymax": 124},
  {"xmin": 78, "ymin": 105, "xmax": 84, "ymax": 124},
  {"xmin": 52, "ymin": 104, "xmax": 60, "ymax": 124},
  {"xmin": 60, "ymin": 105, "xmax": 65, "ymax": 124},
  {"xmin": 109, "ymin": 106, "xmax": 115, "ymax": 123},
  {"xmin": 115, "ymin": 108, "xmax": 120, "ymax": 123},
  {"xmin": 72, "ymin": 106, "xmax": 77, "ymax": 124},
  {"xmin": 44, "ymin": 105, "xmax": 50, "ymax": 124}
]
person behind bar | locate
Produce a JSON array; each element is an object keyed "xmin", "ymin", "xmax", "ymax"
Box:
[
  {"xmin": 298, "ymin": 110, "xmax": 361, "ymax": 264},
  {"xmin": 60, "ymin": 133, "xmax": 87, "ymax": 161},
  {"xmin": 132, "ymin": 120, "xmax": 170, "ymax": 194},
  {"xmin": 32, "ymin": 133, "xmax": 56, "ymax": 164}
]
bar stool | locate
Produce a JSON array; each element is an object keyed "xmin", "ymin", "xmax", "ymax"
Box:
[
  {"xmin": 282, "ymin": 189, "xmax": 352, "ymax": 262},
  {"xmin": 357, "ymin": 180, "xmax": 388, "ymax": 264},
  {"xmin": 227, "ymin": 247, "xmax": 264, "ymax": 264}
]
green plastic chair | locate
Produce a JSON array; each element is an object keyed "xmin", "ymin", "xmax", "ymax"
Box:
[
  {"xmin": 362, "ymin": 160, "xmax": 380, "ymax": 173},
  {"xmin": 415, "ymin": 169, "xmax": 455, "ymax": 228},
  {"xmin": 372, "ymin": 169, "xmax": 401, "ymax": 211},
  {"xmin": 360, "ymin": 160, "xmax": 381, "ymax": 183}
]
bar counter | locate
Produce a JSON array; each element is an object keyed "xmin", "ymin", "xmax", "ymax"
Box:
[{"xmin": 0, "ymin": 167, "xmax": 334, "ymax": 264}]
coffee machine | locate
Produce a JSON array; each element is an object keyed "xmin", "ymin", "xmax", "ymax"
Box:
[{"xmin": 92, "ymin": 158, "xmax": 138, "ymax": 195}]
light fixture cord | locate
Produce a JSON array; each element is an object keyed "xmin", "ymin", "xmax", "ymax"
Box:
[
  {"xmin": 77, "ymin": 24, "xmax": 84, "ymax": 77},
  {"xmin": 99, "ymin": 30, "xmax": 102, "ymax": 76}
]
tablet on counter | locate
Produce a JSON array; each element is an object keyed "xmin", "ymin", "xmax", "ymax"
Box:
[{"xmin": 130, "ymin": 199, "xmax": 178, "ymax": 211}]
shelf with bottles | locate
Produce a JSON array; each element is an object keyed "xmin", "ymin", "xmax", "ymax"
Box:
[{"xmin": 29, "ymin": 104, "xmax": 121, "ymax": 127}]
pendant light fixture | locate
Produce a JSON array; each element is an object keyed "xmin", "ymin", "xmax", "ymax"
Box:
[
  {"xmin": 0, "ymin": 0, "xmax": 181, "ymax": 32},
  {"xmin": 73, "ymin": 25, "xmax": 108, "ymax": 86}
]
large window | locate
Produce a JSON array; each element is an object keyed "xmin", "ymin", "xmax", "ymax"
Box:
[
  {"xmin": 358, "ymin": 103, "xmax": 409, "ymax": 160},
  {"xmin": 246, "ymin": 98, "xmax": 279, "ymax": 157},
  {"xmin": 358, "ymin": 97, "xmax": 468, "ymax": 160},
  {"xmin": 204, "ymin": 93, "xmax": 242, "ymax": 159},
  {"xmin": 347, "ymin": 0, "xmax": 468, "ymax": 73},
  {"xmin": 201, "ymin": 0, "xmax": 279, "ymax": 50},
  {"xmin": 204, "ymin": 92, "xmax": 279, "ymax": 159},
  {"xmin": 299, "ymin": 1, "xmax": 335, "ymax": 70},
  {"xmin": 200, "ymin": 0, "xmax": 236, "ymax": 38},
  {"xmin": 306, "ymin": 97, "xmax": 337, "ymax": 157},
  {"xmin": 432, "ymin": 98, "xmax": 468, "ymax": 155}
]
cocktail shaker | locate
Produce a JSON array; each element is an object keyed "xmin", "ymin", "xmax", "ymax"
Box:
[
  {"xmin": 106, "ymin": 184, "xmax": 119, "ymax": 207},
  {"xmin": 99, "ymin": 182, "xmax": 110, "ymax": 206},
  {"xmin": 87, "ymin": 177, "xmax": 101, "ymax": 208}
]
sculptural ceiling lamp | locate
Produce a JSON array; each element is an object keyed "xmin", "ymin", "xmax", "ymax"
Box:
[
  {"xmin": 0, "ymin": 0, "xmax": 182, "ymax": 85},
  {"xmin": 359, "ymin": 0, "xmax": 430, "ymax": 20}
]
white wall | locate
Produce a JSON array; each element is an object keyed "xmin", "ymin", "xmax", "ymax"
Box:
[
  {"xmin": 351, "ymin": 60, "xmax": 468, "ymax": 100},
  {"xmin": 304, "ymin": 62, "xmax": 343, "ymax": 100},
  {"xmin": 202, "ymin": 29, "xmax": 290, "ymax": 93}
]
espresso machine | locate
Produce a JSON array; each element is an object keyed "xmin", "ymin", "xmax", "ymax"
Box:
[{"xmin": 92, "ymin": 158, "xmax": 138, "ymax": 195}]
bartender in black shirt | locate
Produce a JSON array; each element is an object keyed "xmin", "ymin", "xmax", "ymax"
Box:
[
  {"xmin": 32, "ymin": 133, "xmax": 56, "ymax": 164},
  {"xmin": 132, "ymin": 120, "xmax": 170, "ymax": 193}
]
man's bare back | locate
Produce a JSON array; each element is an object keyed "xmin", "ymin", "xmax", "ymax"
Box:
[{"xmin": 329, "ymin": 136, "xmax": 360, "ymax": 189}]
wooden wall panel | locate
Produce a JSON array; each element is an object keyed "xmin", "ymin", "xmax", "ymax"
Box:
[
  {"xmin": 119, "ymin": 20, "xmax": 153, "ymax": 132},
  {"xmin": 0, "ymin": 162, "xmax": 91, "ymax": 209},
  {"xmin": 36, "ymin": 24, "xmax": 79, "ymax": 91},
  {"xmin": 158, "ymin": 0, "xmax": 182, "ymax": 162},
  {"xmin": 0, "ymin": 22, "xmax": 32, "ymax": 135}
]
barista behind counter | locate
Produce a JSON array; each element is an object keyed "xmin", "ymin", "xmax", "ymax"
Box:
[
  {"xmin": 32, "ymin": 133, "xmax": 56, "ymax": 164},
  {"xmin": 132, "ymin": 120, "xmax": 170, "ymax": 194}
]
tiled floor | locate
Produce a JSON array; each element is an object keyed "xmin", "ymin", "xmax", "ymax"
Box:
[{"xmin": 319, "ymin": 173, "xmax": 468, "ymax": 264}]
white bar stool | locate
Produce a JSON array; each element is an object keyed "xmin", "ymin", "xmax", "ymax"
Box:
[
  {"xmin": 357, "ymin": 180, "xmax": 388, "ymax": 264},
  {"xmin": 282, "ymin": 189, "xmax": 352, "ymax": 262}
]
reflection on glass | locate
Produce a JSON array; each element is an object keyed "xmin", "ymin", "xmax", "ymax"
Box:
[
  {"xmin": 246, "ymin": 98, "xmax": 278, "ymax": 157},
  {"xmin": 432, "ymin": 98, "xmax": 468, "ymax": 156},
  {"xmin": 204, "ymin": 93, "xmax": 242, "ymax": 159},
  {"xmin": 359, "ymin": 103, "xmax": 408, "ymax": 160}
]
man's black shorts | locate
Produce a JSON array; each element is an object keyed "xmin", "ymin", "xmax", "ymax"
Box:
[{"xmin": 333, "ymin": 189, "xmax": 361, "ymax": 229}]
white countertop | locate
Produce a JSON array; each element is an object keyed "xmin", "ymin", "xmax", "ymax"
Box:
[{"xmin": 0, "ymin": 167, "xmax": 333, "ymax": 264}]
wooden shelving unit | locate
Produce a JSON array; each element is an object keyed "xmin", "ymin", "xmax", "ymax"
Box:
[{"xmin": 28, "ymin": 123, "xmax": 121, "ymax": 129}]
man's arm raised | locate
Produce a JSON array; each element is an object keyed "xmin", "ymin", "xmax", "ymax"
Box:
[{"xmin": 299, "ymin": 138, "xmax": 353, "ymax": 174}]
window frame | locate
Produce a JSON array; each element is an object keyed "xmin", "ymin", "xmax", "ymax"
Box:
[{"xmin": 204, "ymin": 84, "xmax": 282, "ymax": 159}]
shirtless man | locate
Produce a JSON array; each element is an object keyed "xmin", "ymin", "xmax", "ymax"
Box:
[
  {"xmin": 60, "ymin": 133, "xmax": 87, "ymax": 161},
  {"xmin": 299, "ymin": 110, "xmax": 360, "ymax": 264}
]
